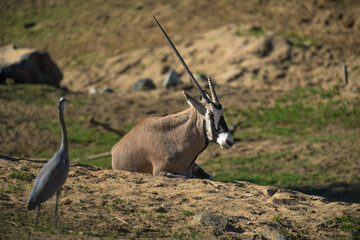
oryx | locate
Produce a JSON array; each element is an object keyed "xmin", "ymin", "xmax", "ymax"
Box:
[{"xmin": 111, "ymin": 17, "xmax": 234, "ymax": 179}]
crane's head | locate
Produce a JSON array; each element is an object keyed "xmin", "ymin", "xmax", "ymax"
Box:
[
  {"xmin": 154, "ymin": 16, "xmax": 234, "ymax": 149},
  {"xmin": 58, "ymin": 97, "xmax": 71, "ymax": 110}
]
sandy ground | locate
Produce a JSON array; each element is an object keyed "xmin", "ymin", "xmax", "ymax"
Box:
[{"xmin": 1, "ymin": 157, "xmax": 359, "ymax": 239}]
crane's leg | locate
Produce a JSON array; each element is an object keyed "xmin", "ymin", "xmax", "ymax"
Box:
[
  {"xmin": 35, "ymin": 204, "xmax": 41, "ymax": 227},
  {"xmin": 54, "ymin": 190, "xmax": 60, "ymax": 228}
]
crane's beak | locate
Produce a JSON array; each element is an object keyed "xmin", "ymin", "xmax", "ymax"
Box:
[{"xmin": 66, "ymin": 101, "xmax": 72, "ymax": 108}]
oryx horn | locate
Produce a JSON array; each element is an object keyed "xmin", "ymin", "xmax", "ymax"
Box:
[
  {"xmin": 153, "ymin": 16, "xmax": 211, "ymax": 104},
  {"xmin": 207, "ymin": 76, "xmax": 219, "ymax": 105}
]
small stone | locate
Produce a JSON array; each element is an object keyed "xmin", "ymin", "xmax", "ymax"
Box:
[
  {"xmin": 134, "ymin": 78, "xmax": 156, "ymax": 91},
  {"xmin": 155, "ymin": 207, "xmax": 167, "ymax": 213},
  {"xmin": 64, "ymin": 199, "xmax": 72, "ymax": 205},
  {"xmin": 98, "ymin": 88, "xmax": 113, "ymax": 94},
  {"xmin": 195, "ymin": 213, "xmax": 230, "ymax": 232},
  {"xmin": 162, "ymin": 69, "xmax": 182, "ymax": 88},
  {"xmin": 88, "ymin": 88, "xmax": 97, "ymax": 94}
]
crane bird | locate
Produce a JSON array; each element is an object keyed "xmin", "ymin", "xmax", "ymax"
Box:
[{"xmin": 27, "ymin": 97, "xmax": 71, "ymax": 227}]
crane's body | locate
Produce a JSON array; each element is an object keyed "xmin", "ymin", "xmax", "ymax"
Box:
[
  {"xmin": 27, "ymin": 150, "xmax": 69, "ymax": 209},
  {"xmin": 28, "ymin": 98, "xmax": 71, "ymax": 227}
]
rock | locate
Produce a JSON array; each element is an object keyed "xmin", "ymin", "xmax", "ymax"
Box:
[
  {"xmin": 0, "ymin": 44, "xmax": 63, "ymax": 86},
  {"xmin": 162, "ymin": 70, "xmax": 182, "ymax": 88},
  {"xmin": 88, "ymin": 88, "xmax": 97, "ymax": 94},
  {"xmin": 195, "ymin": 213, "xmax": 230, "ymax": 232},
  {"xmin": 154, "ymin": 207, "xmax": 167, "ymax": 213},
  {"xmin": 98, "ymin": 88, "xmax": 113, "ymax": 94},
  {"xmin": 133, "ymin": 78, "xmax": 156, "ymax": 91},
  {"xmin": 88, "ymin": 88, "xmax": 113, "ymax": 94}
]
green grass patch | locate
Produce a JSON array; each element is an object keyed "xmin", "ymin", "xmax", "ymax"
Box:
[
  {"xmin": 297, "ymin": 132, "xmax": 360, "ymax": 143},
  {"xmin": 249, "ymin": 27, "xmax": 266, "ymax": 37},
  {"xmin": 276, "ymin": 32, "xmax": 321, "ymax": 48},
  {"xmin": 114, "ymin": 198, "xmax": 127, "ymax": 204},
  {"xmin": 34, "ymin": 117, "xmax": 122, "ymax": 168},
  {"xmin": 79, "ymin": 156, "xmax": 112, "ymax": 169},
  {"xmin": 179, "ymin": 209, "xmax": 195, "ymax": 216},
  {"xmin": 273, "ymin": 213, "xmax": 283, "ymax": 224},
  {"xmin": 6, "ymin": 182, "xmax": 25, "ymax": 195},
  {"xmin": 234, "ymin": 27, "xmax": 266, "ymax": 38},
  {"xmin": 172, "ymin": 231, "xmax": 206, "ymax": 240},
  {"xmin": 9, "ymin": 171, "xmax": 34, "ymax": 182},
  {"xmin": 0, "ymin": 83, "xmax": 87, "ymax": 107},
  {"xmin": 0, "ymin": 2, "xmax": 108, "ymax": 66},
  {"xmin": 326, "ymin": 215, "xmax": 360, "ymax": 239},
  {"xmin": 203, "ymin": 153, "xmax": 286, "ymax": 165},
  {"xmin": 137, "ymin": 207, "xmax": 148, "ymax": 214},
  {"xmin": 79, "ymin": 185, "xmax": 90, "ymax": 190},
  {"xmin": 0, "ymin": 212, "xmax": 29, "ymax": 223},
  {"xmin": 0, "ymin": 84, "xmax": 65, "ymax": 105},
  {"xmin": 227, "ymin": 87, "xmax": 360, "ymax": 140},
  {"xmin": 203, "ymin": 152, "xmax": 333, "ymax": 188},
  {"xmin": 351, "ymin": 65, "xmax": 360, "ymax": 72}
]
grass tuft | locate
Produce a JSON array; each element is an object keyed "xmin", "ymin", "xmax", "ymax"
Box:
[
  {"xmin": 9, "ymin": 171, "xmax": 34, "ymax": 182},
  {"xmin": 273, "ymin": 213, "xmax": 283, "ymax": 224},
  {"xmin": 326, "ymin": 215, "xmax": 360, "ymax": 239},
  {"xmin": 179, "ymin": 209, "xmax": 195, "ymax": 216}
]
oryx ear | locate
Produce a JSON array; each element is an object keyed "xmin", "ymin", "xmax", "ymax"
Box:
[{"xmin": 182, "ymin": 90, "xmax": 206, "ymax": 115}]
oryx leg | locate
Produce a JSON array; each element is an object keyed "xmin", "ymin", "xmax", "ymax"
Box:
[
  {"xmin": 192, "ymin": 163, "xmax": 214, "ymax": 180},
  {"xmin": 157, "ymin": 171, "xmax": 189, "ymax": 179},
  {"xmin": 154, "ymin": 167, "xmax": 190, "ymax": 179}
]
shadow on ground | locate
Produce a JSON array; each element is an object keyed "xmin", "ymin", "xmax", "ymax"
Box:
[{"xmin": 294, "ymin": 183, "xmax": 360, "ymax": 204}]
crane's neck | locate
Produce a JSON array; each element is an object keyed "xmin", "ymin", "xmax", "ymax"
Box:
[{"xmin": 58, "ymin": 107, "xmax": 68, "ymax": 155}]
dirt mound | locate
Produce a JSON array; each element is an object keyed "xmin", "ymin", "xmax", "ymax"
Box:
[{"xmin": 1, "ymin": 157, "xmax": 359, "ymax": 239}]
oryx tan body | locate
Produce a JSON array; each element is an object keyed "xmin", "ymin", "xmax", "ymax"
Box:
[{"xmin": 112, "ymin": 107, "xmax": 208, "ymax": 177}]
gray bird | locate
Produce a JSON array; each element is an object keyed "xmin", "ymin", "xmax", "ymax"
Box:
[{"xmin": 28, "ymin": 97, "xmax": 71, "ymax": 228}]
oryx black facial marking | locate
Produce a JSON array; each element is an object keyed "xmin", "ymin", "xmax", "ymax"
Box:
[
  {"xmin": 218, "ymin": 116, "xmax": 229, "ymax": 132},
  {"xmin": 204, "ymin": 102, "xmax": 233, "ymax": 149}
]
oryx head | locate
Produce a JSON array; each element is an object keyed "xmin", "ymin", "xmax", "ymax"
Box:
[{"xmin": 154, "ymin": 16, "xmax": 234, "ymax": 149}]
